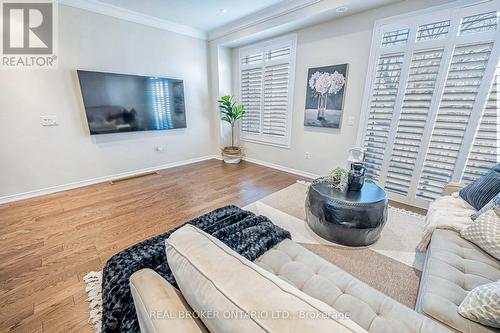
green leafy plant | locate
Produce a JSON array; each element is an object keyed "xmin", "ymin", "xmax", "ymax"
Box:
[
  {"xmin": 327, "ymin": 167, "xmax": 348, "ymax": 191},
  {"xmin": 218, "ymin": 95, "xmax": 245, "ymax": 148}
]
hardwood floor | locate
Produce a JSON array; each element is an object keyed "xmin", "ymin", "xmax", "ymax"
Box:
[{"xmin": 0, "ymin": 159, "xmax": 306, "ymax": 333}]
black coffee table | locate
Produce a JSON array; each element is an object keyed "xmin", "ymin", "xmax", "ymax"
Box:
[{"xmin": 305, "ymin": 178, "xmax": 388, "ymax": 246}]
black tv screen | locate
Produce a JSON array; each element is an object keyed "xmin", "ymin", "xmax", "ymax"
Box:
[{"xmin": 77, "ymin": 70, "xmax": 187, "ymax": 134}]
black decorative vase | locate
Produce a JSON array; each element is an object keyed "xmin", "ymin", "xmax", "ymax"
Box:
[{"xmin": 348, "ymin": 162, "xmax": 365, "ymax": 191}]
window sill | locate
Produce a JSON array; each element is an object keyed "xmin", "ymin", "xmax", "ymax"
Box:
[{"xmin": 240, "ymin": 136, "xmax": 291, "ymax": 149}]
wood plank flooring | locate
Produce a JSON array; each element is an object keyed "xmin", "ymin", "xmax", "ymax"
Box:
[{"xmin": 0, "ymin": 159, "xmax": 306, "ymax": 333}]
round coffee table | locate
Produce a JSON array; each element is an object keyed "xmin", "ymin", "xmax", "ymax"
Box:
[{"xmin": 305, "ymin": 178, "xmax": 388, "ymax": 246}]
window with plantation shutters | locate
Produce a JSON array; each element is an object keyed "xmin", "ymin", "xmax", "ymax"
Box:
[
  {"xmin": 359, "ymin": 1, "xmax": 500, "ymax": 208},
  {"xmin": 238, "ymin": 35, "xmax": 296, "ymax": 147}
]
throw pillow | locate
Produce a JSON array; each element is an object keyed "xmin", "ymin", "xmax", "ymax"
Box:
[
  {"xmin": 461, "ymin": 210, "xmax": 500, "ymax": 260},
  {"xmin": 459, "ymin": 163, "xmax": 500, "ymax": 210},
  {"xmin": 471, "ymin": 193, "xmax": 500, "ymax": 220},
  {"xmin": 458, "ymin": 280, "xmax": 500, "ymax": 328}
]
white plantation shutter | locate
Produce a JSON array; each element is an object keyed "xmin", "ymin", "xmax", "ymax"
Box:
[
  {"xmin": 461, "ymin": 60, "xmax": 500, "ymax": 182},
  {"xmin": 263, "ymin": 62, "xmax": 290, "ymax": 136},
  {"xmin": 416, "ymin": 42, "xmax": 494, "ymax": 200},
  {"xmin": 385, "ymin": 48, "xmax": 445, "ymax": 196},
  {"xmin": 363, "ymin": 53, "xmax": 405, "ymax": 181},
  {"xmin": 241, "ymin": 67, "xmax": 262, "ymax": 133},
  {"xmin": 239, "ymin": 35, "xmax": 296, "ymax": 147},
  {"xmin": 359, "ymin": 1, "xmax": 500, "ymax": 208}
]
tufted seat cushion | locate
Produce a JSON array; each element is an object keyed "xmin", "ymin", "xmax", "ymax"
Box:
[
  {"xmin": 416, "ymin": 229, "xmax": 500, "ymax": 333},
  {"xmin": 166, "ymin": 225, "xmax": 367, "ymax": 333},
  {"xmin": 255, "ymin": 239, "xmax": 450, "ymax": 333}
]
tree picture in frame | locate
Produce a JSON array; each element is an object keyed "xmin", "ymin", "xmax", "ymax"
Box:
[{"xmin": 304, "ymin": 64, "xmax": 348, "ymax": 128}]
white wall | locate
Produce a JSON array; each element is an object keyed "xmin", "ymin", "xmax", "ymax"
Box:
[
  {"xmin": 228, "ymin": 0, "xmax": 452, "ymax": 176},
  {"xmin": 0, "ymin": 5, "xmax": 213, "ymax": 198},
  {"xmin": 217, "ymin": 46, "xmax": 234, "ymax": 148}
]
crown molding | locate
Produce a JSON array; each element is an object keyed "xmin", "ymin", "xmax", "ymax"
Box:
[
  {"xmin": 58, "ymin": 0, "xmax": 207, "ymax": 40},
  {"xmin": 208, "ymin": 0, "xmax": 322, "ymax": 41}
]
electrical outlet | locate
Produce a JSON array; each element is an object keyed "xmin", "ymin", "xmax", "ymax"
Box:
[
  {"xmin": 40, "ymin": 115, "xmax": 59, "ymax": 126},
  {"xmin": 305, "ymin": 152, "xmax": 311, "ymax": 159},
  {"xmin": 347, "ymin": 116, "xmax": 355, "ymax": 126}
]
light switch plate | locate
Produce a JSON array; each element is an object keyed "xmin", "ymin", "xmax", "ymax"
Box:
[{"xmin": 40, "ymin": 115, "xmax": 59, "ymax": 126}]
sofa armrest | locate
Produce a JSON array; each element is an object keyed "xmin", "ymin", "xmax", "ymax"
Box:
[
  {"xmin": 442, "ymin": 183, "xmax": 465, "ymax": 197},
  {"xmin": 130, "ymin": 269, "xmax": 208, "ymax": 333}
]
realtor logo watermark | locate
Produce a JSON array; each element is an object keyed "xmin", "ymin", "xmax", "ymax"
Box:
[{"xmin": 1, "ymin": 0, "xmax": 58, "ymax": 68}]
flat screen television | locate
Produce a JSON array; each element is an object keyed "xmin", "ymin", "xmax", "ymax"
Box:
[{"xmin": 77, "ymin": 70, "xmax": 187, "ymax": 135}]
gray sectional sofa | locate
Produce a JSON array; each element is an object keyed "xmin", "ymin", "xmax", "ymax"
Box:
[
  {"xmin": 416, "ymin": 229, "xmax": 500, "ymax": 333},
  {"xmin": 416, "ymin": 184, "xmax": 500, "ymax": 333},
  {"xmin": 130, "ymin": 183, "xmax": 499, "ymax": 333}
]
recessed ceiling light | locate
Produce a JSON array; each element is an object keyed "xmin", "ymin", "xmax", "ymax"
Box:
[
  {"xmin": 336, "ymin": 6, "xmax": 348, "ymax": 13},
  {"xmin": 220, "ymin": 8, "xmax": 227, "ymax": 14}
]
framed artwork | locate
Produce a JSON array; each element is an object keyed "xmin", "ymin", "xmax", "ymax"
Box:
[{"xmin": 304, "ymin": 64, "xmax": 348, "ymax": 128}]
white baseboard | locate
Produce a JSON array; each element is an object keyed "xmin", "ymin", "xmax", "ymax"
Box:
[
  {"xmin": 243, "ymin": 156, "xmax": 319, "ymax": 179},
  {"xmin": 0, "ymin": 155, "xmax": 219, "ymax": 205},
  {"xmin": 1, "ymin": 154, "xmax": 318, "ymax": 205}
]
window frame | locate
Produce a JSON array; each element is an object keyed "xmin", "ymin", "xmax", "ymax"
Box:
[
  {"xmin": 357, "ymin": 0, "xmax": 500, "ymax": 208},
  {"xmin": 237, "ymin": 34, "xmax": 297, "ymax": 148}
]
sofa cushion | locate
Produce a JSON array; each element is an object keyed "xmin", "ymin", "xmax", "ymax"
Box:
[
  {"xmin": 416, "ymin": 229, "xmax": 500, "ymax": 333},
  {"xmin": 459, "ymin": 163, "xmax": 500, "ymax": 210},
  {"xmin": 471, "ymin": 194, "xmax": 500, "ymax": 220},
  {"xmin": 130, "ymin": 268, "xmax": 208, "ymax": 333},
  {"xmin": 255, "ymin": 239, "xmax": 451, "ymax": 333},
  {"xmin": 461, "ymin": 210, "xmax": 500, "ymax": 260},
  {"xmin": 165, "ymin": 225, "xmax": 366, "ymax": 333},
  {"xmin": 458, "ymin": 280, "xmax": 500, "ymax": 328}
]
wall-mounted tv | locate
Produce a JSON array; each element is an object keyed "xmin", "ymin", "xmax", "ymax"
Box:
[{"xmin": 77, "ymin": 70, "xmax": 187, "ymax": 135}]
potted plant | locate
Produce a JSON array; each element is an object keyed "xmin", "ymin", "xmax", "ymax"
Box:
[
  {"xmin": 326, "ymin": 167, "xmax": 349, "ymax": 191},
  {"xmin": 219, "ymin": 95, "xmax": 245, "ymax": 163}
]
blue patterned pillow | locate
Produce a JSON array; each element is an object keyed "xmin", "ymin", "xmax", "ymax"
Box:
[
  {"xmin": 460, "ymin": 164, "xmax": 500, "ymax": 211},
  {"xmin": 471, "ymin": 193, "xmax": 500, "ymax": 220}
]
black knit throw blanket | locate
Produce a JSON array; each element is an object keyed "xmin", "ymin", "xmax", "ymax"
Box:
[{"xmin": 101, "ymin": 205, "xmax": 291, "ymax": 333}]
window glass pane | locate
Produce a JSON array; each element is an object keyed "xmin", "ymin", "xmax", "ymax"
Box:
[
  {"xmin": 381, "ymin": 28, "xmax": 409, "ymax": 47},
  {"xmin": 265, "ymin": 46, "xmax": 291, "ymax": 61},
  {"xmin": 460, "ymin": 11, "xmax": 498, "ymax": 35},
  {"xmin": 416, "ymin": 20, "xmax": 450, "ymax": 41},
  {"xmin": 241, "ymin": 52, "xmax": 263, "ymax": 65}
]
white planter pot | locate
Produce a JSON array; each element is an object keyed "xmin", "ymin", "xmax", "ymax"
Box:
[
  {"xmin": 222, "ymin": 155, "xmax": 242, "ymax": 164},
  {"xmin": 221, "ymin": 147, "xmax": 243, "ymax": 164}
]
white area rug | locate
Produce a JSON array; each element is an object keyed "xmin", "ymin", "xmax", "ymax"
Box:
[
  {"xmin": 243, "ymin": 181, "xmax": 426, "ymax": 271},
  {"xmin": 83, "ymin": 271, "xmax": 103, "ymax": 333}
]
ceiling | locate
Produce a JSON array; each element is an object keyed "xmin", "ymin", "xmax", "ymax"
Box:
[
  {"xmin": 98, "ymin": 0, "xmax": 288, "ymax": 31},
  {"xmin": 64, "ymin": 0, "xmax": 410, "ymax": 40}
]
